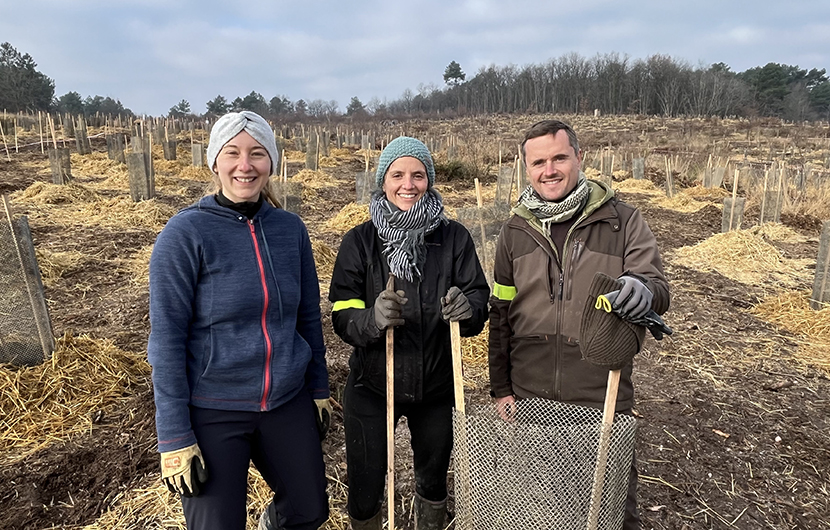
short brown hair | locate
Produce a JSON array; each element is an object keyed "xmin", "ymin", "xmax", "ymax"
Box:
[{"xmin": 521, "ymin": 120, "xmax": 580, "ymax": 161}]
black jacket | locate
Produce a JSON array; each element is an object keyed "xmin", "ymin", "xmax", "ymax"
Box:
[{"xmin": 329, "ymin": 219, "xmax": 489, "ymax": 403}]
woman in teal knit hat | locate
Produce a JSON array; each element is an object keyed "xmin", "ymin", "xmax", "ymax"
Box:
[{"xmin": 328, "ymin": 136, "xmax": 490, "ymax": 530}]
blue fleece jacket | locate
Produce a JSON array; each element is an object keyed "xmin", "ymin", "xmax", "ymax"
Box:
[{"xmin": 148, "ymin": 195, "xmax": 329, "ymax": 453}]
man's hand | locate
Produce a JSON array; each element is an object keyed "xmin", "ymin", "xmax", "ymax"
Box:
[
  {"xmin": 494, "ymin": 395, "xmax": 516, "ymax": 423},
  {"xmin": 161, "ymin": 443, "xmax": 208, "ymax": 497},
  {"xmin": 373, "ymin": 289, "xmax": 407, "ymax": 330},
  {"xmin": 441, "ymin": 286, "xmax": 473, "ymax": 322},
  {"xmin": 314, "ymin": 398, "xmax": 332, "ymax": 440},
  {"xmin": 613, "ymin": 276, "xmax": 653, "ymax": 320}
]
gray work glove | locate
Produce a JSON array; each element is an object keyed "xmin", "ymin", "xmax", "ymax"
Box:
[
  {"xmin": 612, "ymin": 276, "xmax": 653, "ymax": 320},
  {"xmin": 441, "ymin": 286, "xmax": 473, "ymax": 322},
  {"xmin": 374, "ymin": 288, "xmax": 407, "ymax": 330},
  {"xmin": 161, "ymin": 443, "xmax": 208, "ymax": 497}
]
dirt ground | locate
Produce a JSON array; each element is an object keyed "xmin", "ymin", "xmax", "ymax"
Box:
[{"xmin": 0, "ymin": 121, "xmax": 828, "ymax": 530}]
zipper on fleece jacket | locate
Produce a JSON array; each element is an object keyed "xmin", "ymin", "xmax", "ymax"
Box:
[{"xmin": 248, "ymin": 220, "xmax": 273, "ymax": 411}]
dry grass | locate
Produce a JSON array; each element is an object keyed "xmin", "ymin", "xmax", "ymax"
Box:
[
  {"xmin": 752, "ymin": 291, "xmax": 830, "ymax": 373},
  {"xmin": 325, "ymin": 203, "xmax": 370, "ymax": 233},
  {"xmin": 682, "ymin": 185, "xmax": 731, "ymax": 199},
  {"xmin": 671, "ymin": 227, "xmax": 813, "ymax": 289},
  {"xmin": 0, "ymin": 333, "xmax": 150, "ymax": 466}
]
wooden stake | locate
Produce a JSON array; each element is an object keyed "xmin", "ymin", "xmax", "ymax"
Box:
[
  {"xmin": 729, "ymin": 168, "xmax": 739, "ymax": 231},
  {"xmin": 475, "ymin": 178, "xmax": 489, "ymax": 285},
  {"xmin": 0, "ymin": 120, "xmax": 10, "ymax": 161},
  {"xmin": 14, "ymin": 117, "xmax": 18, "ymax": 153},
  {"xmin": 47, "ymin": 115, "xmax": 58, "ymax": 150},
  {"xmin": 38, "ymin": 111, "xmax": 44, "ymax": 154},
  {"xmin": 760, "ymin": 168, "xmax": 769, "ymax": 224},
  {"xmin": 385, "ymin": 273, "xmax": 396, "ymax": 530}
]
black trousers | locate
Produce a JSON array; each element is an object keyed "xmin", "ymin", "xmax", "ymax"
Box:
[
  {"xmin": 180, "ymin": 391, "xmax": 328, "ymax": 530},
  {"xmin": 343, "ymin": 373, "xmax": 454, "ymax": 520}
]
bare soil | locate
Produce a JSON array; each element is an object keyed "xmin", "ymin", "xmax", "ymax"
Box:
[{"xmin": 0, "ymin": 132, "xmax": 828, "ymax": 530}]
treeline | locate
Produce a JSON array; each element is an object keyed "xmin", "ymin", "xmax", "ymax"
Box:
[
  {"xmin": 3, "ymin": 41, "xmax": 829, "ymax": 122},
  {"xmin": 385, "ymin": 53, "xmax": 830, "ymax": 121}
]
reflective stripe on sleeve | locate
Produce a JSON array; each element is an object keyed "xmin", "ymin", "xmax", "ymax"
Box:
[
  {"xmin": 332, "ymin": 299, "xmax": 366, "ymax": 311},
  {"xmin": 492, "ymin": 282, "xmax": 517, "ymax": 301}
]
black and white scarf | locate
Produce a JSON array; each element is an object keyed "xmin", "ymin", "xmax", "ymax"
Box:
[
  {"xmin": 518, "ymin": 172, "xmax": 591, "ymax": 229},
  {"xmin": 370, "ymin": 188, "xmax": 447, "ymax": 283}
]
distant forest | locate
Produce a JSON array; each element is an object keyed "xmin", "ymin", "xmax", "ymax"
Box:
[{"xmin": 2, "ymin": 42, "xmax": 829, "ymax": 122}]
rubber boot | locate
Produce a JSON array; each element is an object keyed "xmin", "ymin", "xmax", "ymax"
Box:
[
  {"xmin": 350, "ymin": 511, "xmax": 383, "ymax": 530},
  {"xmin": 258, "ymin": 500, "xmax": 284, "ymax": 530},
  {"xmin": 414, "ymin": 493, "xmax": 447, "ymax": 530}
]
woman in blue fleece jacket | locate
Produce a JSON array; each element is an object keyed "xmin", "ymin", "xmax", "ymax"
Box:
[{"xmin": 148, "ymin": 111, "xmax": 329, "ymax": 530}]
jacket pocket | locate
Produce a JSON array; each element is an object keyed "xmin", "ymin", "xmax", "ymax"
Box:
[{"xmin": 508, "ymin": 335, "xmax": 556, "ymax": 399}]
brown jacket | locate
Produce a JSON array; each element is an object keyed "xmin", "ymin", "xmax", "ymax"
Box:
[{"xmin": 488, "ymin": 180, "xmax": 669, "ymax": 410}]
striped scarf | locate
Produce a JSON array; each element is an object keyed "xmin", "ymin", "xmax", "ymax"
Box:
[
  {"xmin": 370, "ymin": 188, "xmax": 447, "ymax": 283},
  {"xmin": 518, "ymin": 172, "xmax": 590, "ymax": 229}
]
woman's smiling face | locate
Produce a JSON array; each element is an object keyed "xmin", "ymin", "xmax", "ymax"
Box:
[
  {"xmin": 213, "ymin": 130, "xmax": 272, "ymax": 203},
  {"xmin": 382, "ymin": 156, "xmax": 428, "ymax": 211}
]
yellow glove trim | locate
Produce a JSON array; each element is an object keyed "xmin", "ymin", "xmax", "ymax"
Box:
[{"xmin": 596, "ymin": 294, "xmax": 613, "ymax": 313}]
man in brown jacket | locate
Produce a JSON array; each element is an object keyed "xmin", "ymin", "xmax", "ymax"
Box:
[{"xmin": 488, "ymin": 119, "xmax": 670, "ymax": 529}]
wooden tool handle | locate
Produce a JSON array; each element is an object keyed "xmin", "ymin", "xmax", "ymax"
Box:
[
  {"xmin": 385, "ymin": 273, "xmax": 396, "ymax": 530},
  {"xmin": 587, "ymin": 369, "xmax": 621, "ymax": 530}
]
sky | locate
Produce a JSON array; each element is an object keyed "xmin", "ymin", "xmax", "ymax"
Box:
[{"xmin": 2, "ymin": 0, "xmax": 829, "ymax": 116}]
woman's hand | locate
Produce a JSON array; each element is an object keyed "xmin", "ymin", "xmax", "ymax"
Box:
[{"xmin": 441, "ymin": 286, "xmax": 472, "ymax": 322}]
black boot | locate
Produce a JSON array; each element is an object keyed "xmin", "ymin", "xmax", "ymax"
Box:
[
  {"xmin": 350, "ymin": 510, "xmax": 383, "ymax": 530},
  {"xmin": 414, "ymin": 493, "xmax": 447, "ymax": 530}
]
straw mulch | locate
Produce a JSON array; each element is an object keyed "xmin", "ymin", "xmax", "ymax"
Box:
[
  {"xmin": 80, "ymin": 463, "xmax": 351, "ymax": 530},
  {"xmin": 173, "ymin": 165, "xmax": 214, "ymax": 183},
  {"xmin": 752, "ymin": 291, "xmax": 830, "ymax": 374},
  {"xmin": 70, "ymin": 152, "xmax": 128, "ymax": 182},
  {"xmin": 312, "ymin": 239, "xmax": 338, "ymax": 280},
  {"xmin": 460, "ymin": 326, "xmax": 490, "ymax": 387},
  {"xmin": 291, "ymin": 169, "xmax": 337, "ymax": 190},
  {"xmin": 0, "ymin": 333, "xmax": 150, "ymax": 466},
  {"xmin": 13, "ymin": 181, "xmax": 101, "ymax": 204},
  {"xmin": 35, "ymin": 249, "xmax": 90, "ymax": 288},
  {"xmin": 117, "ymin": 245, "xmax": 154, "ymax": 286},
  {"xmin": 651, "ymin": 193, "xmax": 711, "ymax": 213},
  {"xmin": 614, "ymin": 178, "xmax": 662, "ymax": 196},
  {"xmin": 671, "ymin": 226, "xmax": 813, "ymax": 289},
  {"xmin": 682, "ymin": 185, "xmax": 731, "ymax": 199},
  {"xmin": 325, "ymin": 203, "xmax": 370, "ymax": 233},
  {"xmin": 319, "ymin": 156, "xmax": 339, "ymax": 168},
  {"xmin": 13, "ymin": 182, "xmax": 177, "ymax": 232},
  {"xmin": 328, "ymin": 148, "xmax": 354, "ymax": 158}
]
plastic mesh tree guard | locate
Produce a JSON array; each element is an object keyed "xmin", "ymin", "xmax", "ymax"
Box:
[
  {"xmin": 453, "ymin": 398, "xmax": 636, "ymax": 530},
  {"xmin": 0, "ymin": 199, "xmax": 54, "ymax": 366}
]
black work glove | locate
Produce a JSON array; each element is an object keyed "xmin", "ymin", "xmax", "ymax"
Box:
[
  {"xmin": 373, "ymin": 288, "xmax": 407, "ymax": 330},
  {"xmin": 161, "ymin": 443, "xmax": 209, "ymax": 497},
  {"xmin": 441, "ymin": 286, "xmax": 473, "ymax": 322},
  {"xmin": 612, "ymin": 276, "xmax": 653, "ymax": 320},
  {"xmin": 313, "ymin": 398, "xmax": 332, "ymax": 440}
]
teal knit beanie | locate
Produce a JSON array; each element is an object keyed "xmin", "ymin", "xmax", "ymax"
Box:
[{"xmin": 375, "ymin": 136, "xmax": 435, "ymax": 188}]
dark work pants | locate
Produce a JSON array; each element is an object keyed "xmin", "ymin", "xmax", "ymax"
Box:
[
  {"xmin": 624, "ymin": 451, "xmax": 640, "ymax": 530},
  {"xmin": 343, "ymin": 373, "xmax": 454, "ymax": 520},
  {"xmin": 180, "ymin": 391, "xmax": 328, "ymax": 530}
]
